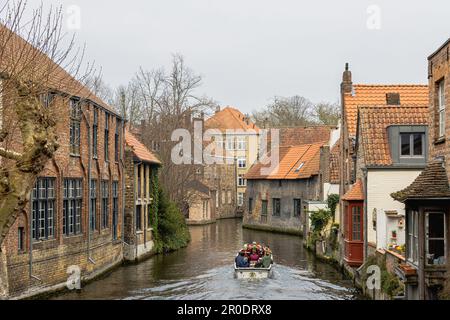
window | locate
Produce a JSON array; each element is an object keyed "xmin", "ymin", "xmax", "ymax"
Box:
[
  {"xmin": 31, "ymin": 178, "xmax": 55, "ymax": 241},
  {"xmin": 40, "ymin": 92, "xmax": 55, "ymax": 108},
  {"xmin": 112, "ymin": 181, "xmax": 119, "ymax": 239},
  {"xmin": 400, "ymin": 133, "xmax": 425, "ymax": 157},
  {"xmin": 294, "ymin": 199, "xmax": 302, "ymax": 217},
  {"xmin": 407, "ymin": 210, "xmax": 419, "ymax": 265},
  {"xmin": 215, "ymin": 136, "xmax": 225, "ymax": 151},
  {"xmin": 222, "ymin": 190, "xmax": 226, "ymax": 204},
  {"xmin": 238, "ymin": 158, "xmax": 246, "ymax": 168},
  {"xmin": 248, "ymin": 198, "xmax": 253, "ymax": 214},
  {"xmin": 18, "ymin": 227, "xmax": 25, "ymax": 251},
  {"xmin": 93, "ymin": 107, "xmax": 98, "ymax": 158},
  {"xmin": 236, "ymin": 137, "xmax": 246, "ymax": 150},
  {"xmin": 351, "ymin": 206, "xmax": 362, "ymax": 241},
  {"xmin": 227, "ymin": 190, "xmax": 232, "ymax": 204},
  {"xmin": 90, "ymin": 180, "xmax": 97, "ymax": 231},
  {"xmin": 272, "ymin": 198, "xmax": 281, "ymax": 216},
  {"xmin": 104, "ymin": 112, "xmax": 110, "ymax": 161},
  {"xmin": 137, "ymin": 165, "xmax": 142, "ymax": 198},
  {"xmin": 216, "ymin": 191, "xmax": 219, "ymax": 208},
  {"xmin": 101, "ymin": 180, "xmax": 109, "ymax": 229},
  {"xmin": 238, "ymin": 174, "xmax": 246, "ymax": 187},
  {"xmin": 202, "ymin": 200, "xmax": 209, "ymax": 219},
  {"xmin": 261, "ymin": 200, "xmax": 268, "ymax": 223},
  {"xmin": 226, "ymin": 137, "xmax": 235, "ymax": 150},
  {"xmin": 136, "ymin": 205, "xmax": 142, "ymax": 231},
  {"xmin": 426, "ymin": 212, "xmax": 446, "ymax": 265},
  {"xmin": 70, "ymin": 99, "xmax": 81, "ymax": 156},
  {"xmin": 238, "ymin": 193, "xmax": 244, "ymax": 206},
  {"xmin": 438, "ymin": 80, "xmax": 446, "ymax": 137},
  {"xmin": 115, "ymin": 118, "xmax": 120, "ymax": 162},
  {"xmin": 295, "ymin": 163, "xmax": 304, "ymax": 172},
  {"xmin": 63, "ymin": 179, "xmax": 82, "ymax": 236}
]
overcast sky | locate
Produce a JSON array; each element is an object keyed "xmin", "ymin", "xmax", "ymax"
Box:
[{"xmin": 39, "ymin": 0, "xmax": 450, "ymax": 113}]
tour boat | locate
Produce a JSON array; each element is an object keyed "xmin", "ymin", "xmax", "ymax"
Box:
[{"xmin": 234, "ymin": 254, "xmax": 274, "ymax": 279}]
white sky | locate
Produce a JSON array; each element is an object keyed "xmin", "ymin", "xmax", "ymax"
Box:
[{"xmin": 37, "ymin": 0, "xmax": 450, "ymax": 113}]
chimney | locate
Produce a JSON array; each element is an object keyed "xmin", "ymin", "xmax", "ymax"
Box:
[
  {"xmin": 215, "ymin": 106, "xmax": 221, "ymax": 114},
  {"xmin": 341, "ymin": 63, "xmax": 353, "ymax": 95},
  {"xmin": 386, "ymin": 92, "xmax": 401, "ymax": 105}
]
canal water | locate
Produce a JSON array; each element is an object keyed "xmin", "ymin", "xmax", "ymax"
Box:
[{"xmin": 53, "ymin": 219, "xmax": 360, "ymax": 300}]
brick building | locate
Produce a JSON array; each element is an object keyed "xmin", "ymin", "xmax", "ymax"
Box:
[
  {"xmin": 204, "ymin": 106, "xmax": 259, "ymax": 218},
  {"xmin": 243, "ymin": 142, "xmax": 327, "ymax": 234},
  {"xmin": 392, "ymin": 38, "xmax": 450, "ymax": 300},
  {"xmin": 338, "ymin": 64, "xmax": 429, "ymax": 268},
  {"xmin": 0, "ymin": 26, "xmax": 125, "ymax": 299},
  {"xmin": 123, "ymin": 130, "xmax": 161, "ymax": 261},
  {"xmin": 345, "ymin": 105, "xmax": 428, "ymax": 268}
]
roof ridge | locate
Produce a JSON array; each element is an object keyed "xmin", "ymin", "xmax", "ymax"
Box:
[{"xmin": 353, "ymin": 84, "xmax": 428, "ymax": 87}]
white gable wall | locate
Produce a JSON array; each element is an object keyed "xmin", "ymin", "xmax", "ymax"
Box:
[{"xmin": 367, "ymin": 169, "xmax": 422, "ymax": 250}]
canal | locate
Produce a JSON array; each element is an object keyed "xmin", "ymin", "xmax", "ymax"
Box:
[{"xmin": 53, "ymin": 218, "xmax": 361, "ymax": 300}]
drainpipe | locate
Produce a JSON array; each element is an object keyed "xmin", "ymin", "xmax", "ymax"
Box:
[
  {"xmin": 82, "ymin": 108, "xmax": 95, "ymax": 265},
  {"xmin": 29, "ymin": 201, "xmax": 41, "ymax": 282}
]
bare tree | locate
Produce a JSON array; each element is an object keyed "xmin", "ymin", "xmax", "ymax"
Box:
[
  {"xmin": 251, "ymin": 95, "xmax": 314, "ymax": 128},
  {"xmin": 251, "ymin": 96, "xmax": 340, "ymax": 128},
  {"xmin": 83, "ymin": 73, "xmax": 114, "ymax": 105},
  {"xmin": 314, "ymin": 101, "xmax": 340, "ymax": 126},
  {"xmin": 0, "ymin": 1, "xmax": 91, "ymax": 245}
]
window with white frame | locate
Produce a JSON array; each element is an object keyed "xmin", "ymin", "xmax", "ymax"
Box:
[
  {"xmin": 238, "ymin": 193, "xmax": 244, "ymax": 206},
  {"xmin": 438, "ymin": 79, "xmax": 446, "ymax": 137},
  {"xmin": 236, "ymin": 137, "xmax": 246, "ymax": 150},
  {"xmin": 407, "ymin": 210, "xmax": 419, "ymax": 265},
  {"xmin": 32, "ymin": 178, "xmax": 55, "ymax": 241},
  {"xmin": 238, "ymin": 158, "xmax": 246, "ymax": 168},
  {"xmin": 227, "ymin": 190, "xmax": 232, "ymax": 204},
  {"xmin": 238, "ymin": 174, "xmax": 246, "ymax": 187},
  {"xmin": 226, "ymin": 137, "xmax": 235, "ymax": 150},
  {"xmin": 63, "ymin": 179, "xmax": 82, "ymax": 236},
  {"xmin": 215, "ymin": 135, "xmax": 225, "ymax": 151},
  {"xmin": 426, "ymin": 212, "xmax": 446, "ymax": 265}
]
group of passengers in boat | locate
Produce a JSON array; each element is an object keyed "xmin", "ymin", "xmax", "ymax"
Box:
[{"xmin": 235, "ymin": 242, "xmax": 273, "ymax": 268}]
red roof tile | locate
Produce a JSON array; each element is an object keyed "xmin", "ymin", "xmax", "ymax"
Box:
[
  {"xmin": 125, "ymin": 130, "xmax": 161, "ymax": 165},
  {"xmin": 245, "ymin": 142, "xmax": 325, "ymax": 180},
  {"xmin": 344, "ymin": 85, "xmax": 428, "ymax": 136},
  {"xmin": 358, "ymin": 106, "xmax": 429, "ymax": 166},
  {"xmin": 342, "ymin": 179, "xmax": 364, "ymax": 201},
  {"xmin": 205, "ymin": 106, "xmax": 259, "ymax": 132}
]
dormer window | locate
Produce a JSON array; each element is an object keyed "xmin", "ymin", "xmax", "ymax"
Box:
[
  {"xmin": 400, "ymin": 133, "xmax": 425, "ymax": 157},
  {"xmin": 438, "ymin": 79, "xmax": 446, "ymax": 137}
]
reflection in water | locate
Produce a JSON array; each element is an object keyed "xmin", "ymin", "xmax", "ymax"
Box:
[{"xmin": 54, "ymin": 219, "xmax": 360, "ymax": 300}]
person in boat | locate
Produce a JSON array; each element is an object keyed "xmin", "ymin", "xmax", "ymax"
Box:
[
  {"xmin": 235, "ymin": 250, "xmax": 250, "ymax": 268},
  {"xmin": 255, "ymin": 249, "xmax": 272, "ymax": 268},
  {"xmin": 249, "ymin": 247, "xmax": 260, "ymax": 264}
]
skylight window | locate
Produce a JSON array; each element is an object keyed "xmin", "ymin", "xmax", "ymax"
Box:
[{"xmin": 295, "ymin": 162, "xmax": 304, "ymax": 172}]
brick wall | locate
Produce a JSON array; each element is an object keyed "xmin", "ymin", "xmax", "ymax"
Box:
[
  {"xmin": 0, "ymin": 84, "xmax": 126, "ymax": 298},
  {"xmin": 428, "ymin": 40, "xmax": 450, "ymax": 173}
]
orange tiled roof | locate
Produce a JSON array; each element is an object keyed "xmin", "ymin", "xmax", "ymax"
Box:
[
  {"xmin": 329, "ymin": 140, "xmax": 340, "ymax": 184},
  {"xmin": 344, "ymin": 85, "xmax": 428, "ymax": 136},
  {"xmin": 205, "ymin": 106, "xmax": 259, "ymax": 132},
  {"xmin": 342, "ymin": 179, "xmax": 364, "ymax": 201},
  {"xmin": 358, "ymin": 106, "xmax": 428, "ymax": 166},
  {"xmin": 0, "ymin": 24, "xmax": 120, "ymax": 116},
  {"xmin": 245, "ymin": 142, "xmax": 325, "ymax": 180},
  {"xmin": 125, "ymin": 130, "xmax": 161, "ymax": 165}
]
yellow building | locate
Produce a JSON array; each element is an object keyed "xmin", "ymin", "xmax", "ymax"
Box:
[{"xmin": 205, "ymin": 107, "xmax": 260, "ymax": 214}]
